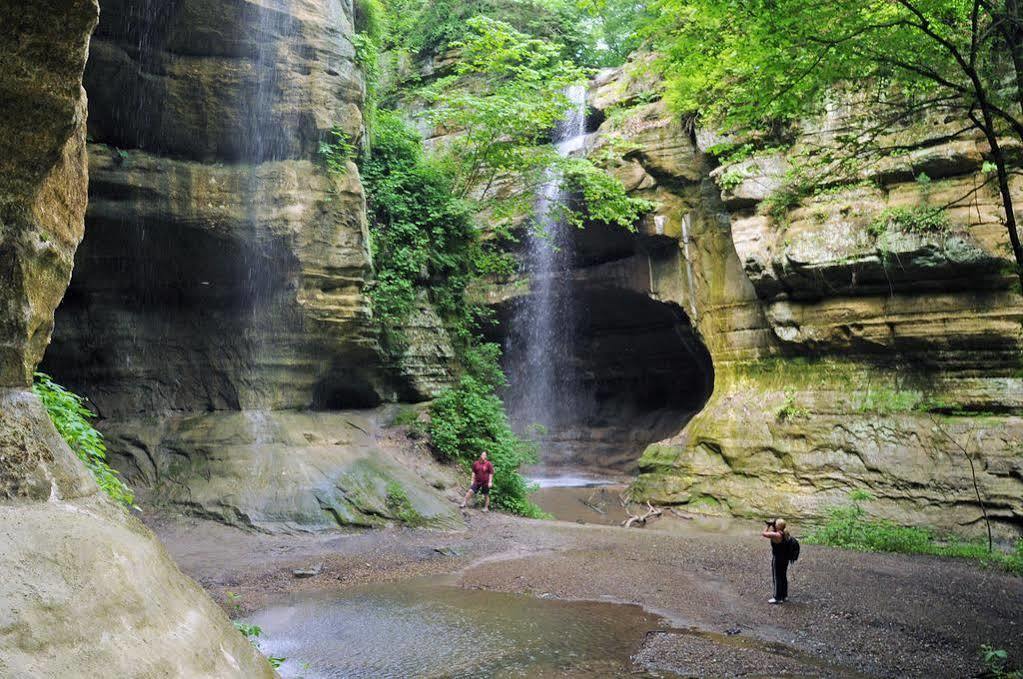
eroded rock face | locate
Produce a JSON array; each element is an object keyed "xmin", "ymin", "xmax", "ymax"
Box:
[
  {"xmin": 0, "ymin": 3, "xmax": 274, "ymax": 675},
  {"xmin": 107, "ymin": 408, "xmax": 461, "ymax": 531},
  {"xmin": 38, "ymin": 0, "xmax": 458, "ymax": 528},
  {"xmin": 0, "ymin": 0, "xmax": 95, "ymax": 387},
  {"xmin": 48, "ymin": 0, "xmax": 385, "ymax": 415},
  {"xmin": 591, "ymin": 55, "xmax": 1023, "ymax": 538}
]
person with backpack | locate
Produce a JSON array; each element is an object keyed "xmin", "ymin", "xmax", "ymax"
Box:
[{"xmin": 762, "ymin": 518, "xmax": 799, "ymax": 603}]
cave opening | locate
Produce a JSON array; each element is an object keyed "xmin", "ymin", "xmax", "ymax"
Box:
[{"xmin": 494, "ymin": 276, "xmax": 714, "ymax": 473}]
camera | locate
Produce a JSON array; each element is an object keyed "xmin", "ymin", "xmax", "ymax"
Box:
[{"xmin": 765, "ymin": 519, "xmax": 776, "ymax": 528}]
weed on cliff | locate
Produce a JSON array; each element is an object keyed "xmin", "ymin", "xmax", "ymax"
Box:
[
  {"xmin": 776, "ymin": 390, "xmax": 809, "ymax": 421},
  {"xmin": 867, "ymin": 205, "xmax": 951, "ymax": 239},
  {"xmin": 806, "ymin": 491, "xmax": 1023, "ymax": 576},
  {"xmin": 33, "ymin": 372, "xmax": 135, "ymax": 508}
]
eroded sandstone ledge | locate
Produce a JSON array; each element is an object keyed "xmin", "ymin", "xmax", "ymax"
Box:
[{"xmin": 588, "ymin": 56, "xmax": 1023, "ymax": 539}]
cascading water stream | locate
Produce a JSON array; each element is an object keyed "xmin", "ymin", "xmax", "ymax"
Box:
[{"xmin": 505, "ymin": 85, "xmax": 590, "ymax": 470}]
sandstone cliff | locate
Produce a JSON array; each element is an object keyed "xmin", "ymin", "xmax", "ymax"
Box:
[
  {"xmin": 41, "ymin": 0, "xmax": 461, "ymax": 530},
  {"xmin": 587, "ymin": 56, "xmax": 1023, "ymax": 538},
  {"xmin": 0, "ymin": 2, "xmax": 275, "ymax": 675}
]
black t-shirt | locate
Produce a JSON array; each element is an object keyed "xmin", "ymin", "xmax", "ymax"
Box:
[{"xmin": 771, "ymin": 537, "xmax": 789, "ymax": 559}]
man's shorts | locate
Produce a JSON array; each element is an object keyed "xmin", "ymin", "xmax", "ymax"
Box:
[{"xmin": 471, "ymin": 481, "xmax": 490, "ymax": 495}]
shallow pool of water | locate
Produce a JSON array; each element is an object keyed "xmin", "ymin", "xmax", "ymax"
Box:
[{"xmin": 246, "ymin": 579, "xmax": 672, "ymax": 678}]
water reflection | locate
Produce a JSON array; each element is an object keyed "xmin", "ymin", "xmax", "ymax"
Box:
[{"xmin": 247, "ymin": 579, "xmax": 671, "ymax": 678}]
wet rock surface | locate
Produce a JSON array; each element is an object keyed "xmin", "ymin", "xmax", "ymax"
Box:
[
  {"xmin": 0, "ymin": 2, "xmax": 276, "ymax": 675},
  {"xmin": 588, "ymin": 54, "xmax": 1023, "ymax": 537},
  {"xmin": 107, "ymin": 407, "xmax": 462, "ymax": 531},
  {"xmin": 42, "ymin": 0, "xmax": 456, "ymax": 531}
]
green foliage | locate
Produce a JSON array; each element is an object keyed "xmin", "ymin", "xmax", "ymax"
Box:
[
  {"xmin": 32, "ymin": 372, "xmax": 135, "ymax": 508},
  {"xmin": 233, "ymin": 622, "xmax": 286, "ymax": 670},
  {"xmin": 867, "ymin": 206, "xmax": 952, "ymax": 239},
  {"xmin": 760, "ymin": 165, "xmax": 814, "ymax": 220},
  {"xmin": 472, "ymin": 249, "xmax": 518, "ymax": 280},
  {"xmin": 355, "ymin": 0, "xmax": 387, "ymax": 41},
  {"xmin": 645, "ymin": 0, "xmax": 1021, "ymax": 134},
  {"xmin": 233, "ymin": 621, "xmax": 262, "ymax": 639},
  {"xmin": 775, "ymin": 391, "xmax": 809, "ymax": 422},
  {"xmin": 561, "ymin": 157, "xmax": 655, "ymax": 230},
  {"xmin": 428, "ymin": 344, "xmax": 546, "ymax": 518},
  {"xmin": 982, "ymin": 645, "xmax": 1023, "ymax": 679},
  {"xmin": 418, "ymin": 16, "xmax": 587, "ymax": 204},
  {"xmin": 362, "ymin": 113, "xmax": 542, "ymax": 517},
  {"xmin": 806, "ymin": 492, "xmax": 1023, "ymax": 576},
  {"xmin": 360, "ymin": 110, "xmax": 477, "ymax": 354},
  {"xmin": 382, "ymin": 0, "xmax": 630, "ymax": 66},
  {"xmin": 385, "ymin": 481, "xmax": 425, "ymax": 526},
  {"xmin": 718, "ymin": 167, "xmax": 747, "ymax": 192},
  {"xmin": 353, "ymin": 0, "xmax": 386, "ymax": 133},
  {"xmin": 318, "ymin": 126, "xmax": 357, "ymax": 176}
]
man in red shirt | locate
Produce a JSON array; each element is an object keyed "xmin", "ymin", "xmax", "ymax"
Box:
[{"xmin": 459, "ymin": 451, "xmax": 494, "ymax": 512}]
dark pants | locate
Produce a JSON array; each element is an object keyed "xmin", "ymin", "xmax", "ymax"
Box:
[{"xmin": 772, "ymin": 555, "xmax": 789, "ymax": 600}]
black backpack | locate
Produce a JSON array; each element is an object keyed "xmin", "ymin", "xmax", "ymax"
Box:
[{"xmin": 787, "ymin": 536, "xmax": 801, "ymax": 563}]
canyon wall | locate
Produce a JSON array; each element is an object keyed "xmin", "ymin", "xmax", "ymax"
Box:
[
  {"xmin": 0, "ymin": 2, "xmax": 274, "ymax": 675},
  {"xmin": 588, "ymin": 57, "xmax": 1023, "ymax": 538},
  {"xmin": 42, "ymin": 0, "xmax": 460, "ymax": 531}
]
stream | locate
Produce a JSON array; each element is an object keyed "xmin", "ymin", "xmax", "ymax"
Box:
[{"xmin": 245, "ymin": 578, "xmax": 674, "ymax": 678}]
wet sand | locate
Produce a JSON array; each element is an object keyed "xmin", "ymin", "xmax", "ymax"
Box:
[{"xmin": 150, "ymin": 510, "xmax": 1023, "ymax": 678}]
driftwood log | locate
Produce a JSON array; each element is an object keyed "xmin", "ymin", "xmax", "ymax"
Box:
[{"xmin": 622, "ymin": 501, "xmax": 663, "ymax": 528}]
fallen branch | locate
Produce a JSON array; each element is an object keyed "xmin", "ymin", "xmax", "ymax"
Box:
[
  {"xmin": 580, "ymin": 491, "xmax": 607, "ymax": 515},
  {"xmin": 622, "ymin": 502, "xmax": 663, "ymax": 528}
]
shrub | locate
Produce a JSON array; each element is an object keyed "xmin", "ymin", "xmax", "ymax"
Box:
[
  {"xmin": 981, "ymin": 645, "xmax": 1023, "ymax": 679},
  {"xmin": 428, "ymin": 361, "xmax": 546, "ymax": 518},
  {"xmin": 318, "ymin": 125, "xmax": 357, "ymax": 176},
  {"xmin": 562, "ymin": 158, "xmax": 655, "ymax": 230},
  {"xmin": 718, "ymin": 167, "xmax": 747, "ymax": 192},
  {"xmin": 806, "ymin": 492, "xmax": 1023, "ymax": 575},
  {"xmin": 233, "ymin": 622, "xmax": 286, "ymax": 670},
  {"xmin": 868, "ymin": 206, "xmax": 951, "ymax": 239},
  {"xmin": 32, "ymin": 372, "xmax": 135, "ymax": 508},
  {"xmin": 775, "ymin": 391, "xmax": 809, "ymax": 422},
  {"xmin": 360, "ymin": 111, "xmax": 476, "ymax": 355}
]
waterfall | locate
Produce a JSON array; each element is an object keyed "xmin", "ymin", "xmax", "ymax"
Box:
[{"xmin": 505, "ymin": 85, "xmax": 588, "ymax": 463}]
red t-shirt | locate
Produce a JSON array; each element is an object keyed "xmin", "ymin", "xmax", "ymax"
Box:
[{"xmin": 472, "ymin": 459, "xmax": 493, "ymax": 484}]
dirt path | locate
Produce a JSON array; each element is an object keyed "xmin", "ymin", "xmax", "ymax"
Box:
[{"xmin": 150, "ymin": 512, "xmax": 1022, "ymax": 678}]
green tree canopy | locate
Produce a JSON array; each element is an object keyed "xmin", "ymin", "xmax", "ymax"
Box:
[{"xmin": 647, "ymin": 0, "xmax": 1023, "ymax": 286}]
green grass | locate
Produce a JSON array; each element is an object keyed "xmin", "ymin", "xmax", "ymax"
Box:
[{"xmin": 806, "ymin": 493, "xmax": 1023, "ymax": 576}]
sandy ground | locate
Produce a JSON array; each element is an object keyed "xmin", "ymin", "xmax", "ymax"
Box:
[{"xmin": 149, "ymin": 510, "xmax": 1023, "ymax": 678}]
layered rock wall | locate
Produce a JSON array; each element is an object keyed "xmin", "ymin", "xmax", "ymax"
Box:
[
  {"xmin": 0, "ymin": 2, "xmax": 274, "ymax": 675},
  {"xmin": 40, "ymin": 0, "xmax": 460, "ymax": 530},
  {"xmin": 49, "ymin": 0, "xmax": 381, "ymax": 415},
  {"xmin": 589, "ymin": 58, "xmax": 1023, "ymax": 538}
]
